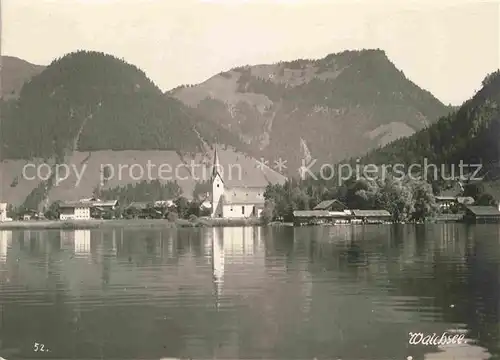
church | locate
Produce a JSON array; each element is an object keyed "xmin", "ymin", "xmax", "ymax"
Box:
[{"xmin": 210, "ymin": 147, "xmax": 266, "ymax": 218}]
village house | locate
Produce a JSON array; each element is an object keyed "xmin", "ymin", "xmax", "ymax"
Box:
[
  {"xmin": 125, "ymin": 202, "xmax": 163, "ymax": 218},
  {"xmin": 313, "ymin": 199, "xmax": 347, "ymax": 212},
  {"xmin": 435, "ymin": 196, "xmax": 457, "ymax": 211},
  {"xmin": 59, "ymin": 201, "xmax": 92, "ymax": 220},
  {"xmin": 435, "ymin": 196, "xmax": 475, "ymax": 213},
  {"xmin": 80, "ymin": 198, "xmax": 118, "ymax": 211},
  {"xmin": 88, "ymin": 200, "xmax": 119, "ymax": 218},
  {"xmin": 58, "ymin": 197, "xmax": 119, "ymax": 220},
  {"xmin": 211, "ymin": 147, "xmax": 265, "ymax": 219}
]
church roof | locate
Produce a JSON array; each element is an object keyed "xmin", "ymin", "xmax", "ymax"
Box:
[{"xmin": 223, "ymin": 186, "xmax": 265, "ymax": 205}]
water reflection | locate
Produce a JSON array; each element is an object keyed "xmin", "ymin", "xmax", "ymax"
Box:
[
  {"xmin": 211, "ymin": 228, "xmax": 224, "ymax": 309},
  {"xmin": 0, "ymin": 231, "xmax": 11, "ymax": 263},
  {"xmin": 0, "ymin": 225, "xmax": 497, "ymax": 359}
]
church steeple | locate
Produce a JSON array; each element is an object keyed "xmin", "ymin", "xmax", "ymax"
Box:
[
  {"xmin": 211, "ymin": 145, "xmax": 225, "ymax": 218},
  {"xmin": 212, "ymin": 145, "xmax": 222, "ymax": 180}
]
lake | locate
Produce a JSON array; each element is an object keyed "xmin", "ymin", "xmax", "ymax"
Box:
[{"xmin": 0, "ymin": 224, "xmax": 497, "ymax": 359}]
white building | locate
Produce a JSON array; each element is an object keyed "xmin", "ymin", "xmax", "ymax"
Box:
[
  {"xmin": 59, "ymin": 201, "xmax": 91, "ymax": 220},
  {"xmin": 210, "ymin": 147, "xmax": 265, "ymax": 218}
]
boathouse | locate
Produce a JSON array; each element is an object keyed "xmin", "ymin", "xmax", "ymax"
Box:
[
  {"xmin": 293, "ymin": 210, "xmax": 331, "ymax": 225},
  {"xmin": 464, "ymin": 206, "xmax": 500, "ymax": 223},
  {"xmin": 351, "ymin": 209, "xmax": 392, "ymax": 223}
]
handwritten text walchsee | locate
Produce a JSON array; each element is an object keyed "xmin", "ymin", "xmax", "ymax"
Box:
[{"xmin": 408, "ymin": 332, "xmax": 466, "ymax": 346}]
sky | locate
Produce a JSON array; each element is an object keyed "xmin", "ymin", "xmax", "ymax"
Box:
[{"xmin": 2, "ymin": 0, "xmax": 499, "ymax": 105}]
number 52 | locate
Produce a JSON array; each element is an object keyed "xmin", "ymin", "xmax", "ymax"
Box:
[{"xmin": 33, "ymin": 342, "xmax": 45, "ymax": 352}]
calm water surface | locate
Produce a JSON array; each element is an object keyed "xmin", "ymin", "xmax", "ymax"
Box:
[{"xmin": 0, "ymin": 224, "xmax": 498, "ymax": 359}]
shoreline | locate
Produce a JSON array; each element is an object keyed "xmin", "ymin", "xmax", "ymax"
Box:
[
  {"xmin": 0, "ymin": 218, "xmax": 468, "ymax": 230},
  {"xmin": 0, "ymin": 217, "xmax": 264, "ymax": 230}
]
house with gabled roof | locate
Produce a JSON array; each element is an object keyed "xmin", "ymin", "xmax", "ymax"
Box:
[
  {"xmin": 313, "ymin": 199, "xmax": 347, "ymax": 211},
  {"xmin": 59, "ymin": 201, "xmax": 92, "ymax": 220}
]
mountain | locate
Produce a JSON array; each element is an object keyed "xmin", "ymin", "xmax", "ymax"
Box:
[
  {"xmin": 0, "ymin": 51, "xmax": 285, "ymax": 208},
  {"xmin": 1, "ymin": 56, "xmax": 45, "ymax": 100},
  {"xmin": 170, "ymin": 49, "xmax": 452, "ymax": 173},
  {"xmin": 1, "ymin": 50, "xmax": 249, "ymax": 160},
  {"xmin": 351, "ymin": 69, "xmax": 500, "ymax": 196}
]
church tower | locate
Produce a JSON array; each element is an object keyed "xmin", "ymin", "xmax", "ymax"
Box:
[{"xmin": 211, "ymin": 146, "xmax": 225, "ymax": 218}]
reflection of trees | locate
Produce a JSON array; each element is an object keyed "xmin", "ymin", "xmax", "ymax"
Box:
[
  {"xmin": 379, "ymin": 224, "xmax": 499, "ymax": 353},
  {"xmin": 287, "ymin": 224, "xmax": 498, "ymax": 358},
  {"xmin": 328, "ymin": 224, "xmax": 499, "ymax": 357},
  {"xmin": 463, "ymin": 225, "xmax": 500, "ymax": 355}
]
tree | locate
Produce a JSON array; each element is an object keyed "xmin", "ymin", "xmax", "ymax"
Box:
[
  {"xmin": 261, "ymin": 199, "xmax": 275, "ymax": 224},
  {"xmin": 482, "ymin": 70, "xmax": 500, "ymax": 87},
  {"xmin": 463, "ymin": 183, "xmax": 486, "ymax": 200},
  {"xmin": 199, "ymin": 206, "xmax": 211, "ymax": 217},
  {"xmin": 44, "ymin": 201, "xmax": 61, "ymax": 220},
  {"xmin": 476, "ymin": 193, "xmax": 497, "ymax": 206},
  {"xmin": 124, "ymin": 206, "xmax": 140, "ymax": 219},
  {"xmin": 6, "ymin": 204, "xmax": 17, "ymax": 219},
  {"xmin": 342, "ymin": 178, "xmax": 378, "ymax": 209},
  {"xmin": 114, "ymin": 207, "xmax": 123, "ymax": 219},
  {"xmin": 102, "ymin": 166, "xmax": 112, "ymax": 185},
  {"xmin": 411, "ymin": 180, "xmax": 438, "ymax": 221},
  {"xmin": 166, "ymin": 211, "xmax": 179, "ymax": 222},
  {"xmin": 186, "ymin": 200, "xmax": 201, "ymax": 218},
  {"xmin": 192, "ymin": 180, "xmax": 211, "ymax": 200},
  {"xmin": 284, "ymin": 203, "xmax": 296, "ymax": 223},
  {"xmin": 174, "ymin": 196, "xmax": 189, "ymax": 219},
  {"xmin": 374, "ymin": 176, "xmax": 414, "ymax": 223}
]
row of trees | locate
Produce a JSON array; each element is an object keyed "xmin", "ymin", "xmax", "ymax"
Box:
[
  {"xmin": 261, "ymin": 173, "xmax": 499, "ymax": 224},
  {"xmin": 97, "ymin": 180, "xmax": 182, "ymax": 204}
]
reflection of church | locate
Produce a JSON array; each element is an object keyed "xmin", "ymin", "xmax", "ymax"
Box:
[
  {"xmin": 210, "ymin": 227, "xmax": 265, "ymax": 308},
  {"xmin": 0, "ymin": 231, "xmax": 11, "ymax": 264}
]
